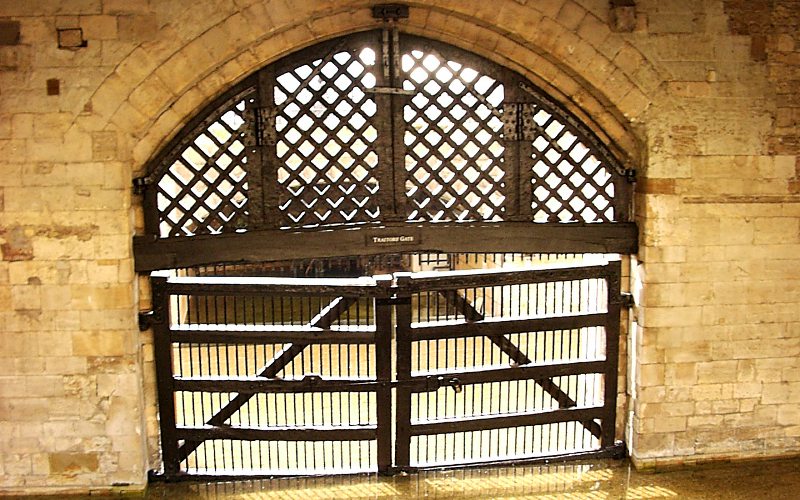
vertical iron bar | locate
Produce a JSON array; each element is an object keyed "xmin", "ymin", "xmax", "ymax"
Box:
[{"xmin": 255, "ymin": 66, "xmax": 280, "ymax": 229}]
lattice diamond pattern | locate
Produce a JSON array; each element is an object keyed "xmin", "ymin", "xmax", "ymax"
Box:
[
  {"xmin": 274, "ymin": 48, "xmax": 381, "ymax": 227},
  {"xmin": 157, "ymin": 92, "xmax": 254, "ymax": 237},
  {"xmin": 150, "ymin": 36, "xmax": 629, "ymax": 241},
  {"xmin": 402, "ymin": 50, "xmax": 506, "ymax": 222},
  {"xmin": 529, "ymin": 108, "xmax": 615, "ymax": 223}
]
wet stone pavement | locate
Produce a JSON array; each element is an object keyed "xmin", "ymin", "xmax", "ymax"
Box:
[{"xmin": 17, "ymin": 457, "xmax": 800, "ymax": 499}]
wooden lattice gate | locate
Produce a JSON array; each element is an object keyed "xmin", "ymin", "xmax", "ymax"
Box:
[
  {"xmin": 132, "ymin": 29, "xmax": 637, "ymax": 272},
  {"xmin": 148, "ymin": 255, "xmax": 624, "ymax": 480}
]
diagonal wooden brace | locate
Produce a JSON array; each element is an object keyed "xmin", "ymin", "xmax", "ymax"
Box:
[
  {"xmin": 437, "ymin": 289, "xmax": 603, "ymax": 439},
  {"xmin": 176, "ymin": 296, "xmax": 359, "ymax": 462}
]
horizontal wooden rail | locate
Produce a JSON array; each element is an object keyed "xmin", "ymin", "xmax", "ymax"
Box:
[
  {"xmin": 395, "ymin": 263, "xmax": 614, "ymax": 291},
  {"xmin": 163, "ymin": 275, "xmax": 386, "ymax": 297},
  {"xmin": 404, "ymin": 359, "xmax": 607, "ymax": 390},
  {"xmin": 177, "ymin": 425, "xmax": 377, "ymax": 442},
  {"xmin": 410, "ymin": 407, "xmax": 604, "ymax": 436},
  {"xmin": 408, "ymin": 313, "xmax": 607, "ymax": 340},
  {"xmin": 174, "ymin": 376, "xmax": 379, "ymax": 393},
  {"xmin": 170, "ymin": 328, "xmax": 375, "ymax": 345}
]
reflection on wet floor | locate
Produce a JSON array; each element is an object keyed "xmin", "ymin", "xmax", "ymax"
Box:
[
  {"xmin": 147, "ymin": 457, "xmax": 800, "ymax": 499},
  {"xmin": 24, "ymin": 457, "xmax": 800, "ymax": 499}
]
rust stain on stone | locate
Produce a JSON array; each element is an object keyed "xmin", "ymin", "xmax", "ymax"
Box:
[
  {"xmin": 88, "ymin": 356, "xmax": 135, "ymax": 373},
  {"xmin": 1, "ymin": 224, "xmax": 99, "ymax": 261},
  {"xmin": 36, "ymin": 224, "xmax": 100, "ymax": 241},
  {"xmin": 640, "ymin": 178, "xmax": 676, "ymax": 195},
  {"xmin": 1, "ymin": 226, "xmax": 33, "ymax": 261}
]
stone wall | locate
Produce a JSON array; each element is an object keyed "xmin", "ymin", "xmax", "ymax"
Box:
[
  {"xmin": 0, "ymin": 0, "xmax": 797, "ymax": 493},
  {"xmin": 630, "ymin": 0, "xmax": 800, "ymax": 467}
]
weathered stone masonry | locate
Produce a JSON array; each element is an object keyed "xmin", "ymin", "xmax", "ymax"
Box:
[{"xmin": 0, "ymin": 0, "xmax": 797, "ymax": 493}]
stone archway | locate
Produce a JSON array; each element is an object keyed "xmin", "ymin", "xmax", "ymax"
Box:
[
  {"xmin": 110, "ymin": 2, "xmax": 655, "ymax": 478},
  {"xmin": 135, "ymin": 19, "xmax": 639, "ymax": 478}
]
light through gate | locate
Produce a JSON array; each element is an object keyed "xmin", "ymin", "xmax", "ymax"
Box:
[
  {"xmin": 402, "ymin": 49, "xmax": 506, "ymax": 222},
  {"xmin": 275, "ymin": 47, "xmax": 382, "ymax": 226}
]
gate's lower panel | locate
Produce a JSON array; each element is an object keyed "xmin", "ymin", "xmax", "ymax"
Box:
[
  {"xmin": 411, "ymin": 422, "xmax": 600, "ymax": 467},
  {"xmin": 176, "ymin": 389, "xmax": 379, "ymax": 474},
  {"xmin": 183, "ymin": 439, "xmax": 377, "ymax": 475},
  {"xmin": 150, "ymin": 254, "xmax": 623, "ymax": 479}
]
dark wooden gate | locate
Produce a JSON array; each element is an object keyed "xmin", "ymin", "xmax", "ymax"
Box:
[
  {"xmin": 392, "ymin": 261, "xmax": 622, "ymax": 469},
  {"xmin": 149, "ymin": 256, "xmax": 623, "ymax": 480}
]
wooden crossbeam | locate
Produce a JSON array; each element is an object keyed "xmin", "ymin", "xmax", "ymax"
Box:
[{"xmin": 436, "ymin": 290, "xmax": 604, "ymax": 439}]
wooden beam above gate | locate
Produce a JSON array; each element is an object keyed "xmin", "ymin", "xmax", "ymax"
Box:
[{"xmin": 133, "ymin": 222, "xmax": 637, "ymax": 272}]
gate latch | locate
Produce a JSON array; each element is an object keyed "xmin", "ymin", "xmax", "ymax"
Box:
[{"xmin": 426, "ymin": 375, "xmax": 463, "ymax": 393}]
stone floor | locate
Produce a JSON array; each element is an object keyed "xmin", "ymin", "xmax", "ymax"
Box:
[{"xmin": 18, "ymin": 457, "xmax": 800, "ymax": 499}]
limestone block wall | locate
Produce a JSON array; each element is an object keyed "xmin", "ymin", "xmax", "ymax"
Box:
[
  {"xmin": 0, "ymin": 0, "xmax": 797, "ymax": 494},
  {"xmin": 629, "ymin": 0, "xmax": 800, "ymax": 467}
]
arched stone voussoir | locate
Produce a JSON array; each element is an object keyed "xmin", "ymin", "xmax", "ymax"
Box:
[{"xmin": 113, "ymin": 0, "xmax": 655, "ymax": 169}]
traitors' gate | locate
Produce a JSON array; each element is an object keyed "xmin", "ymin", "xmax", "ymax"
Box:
[{"xmin": 134, "ymin": 11, "xmax": 636, "ymax": 480}]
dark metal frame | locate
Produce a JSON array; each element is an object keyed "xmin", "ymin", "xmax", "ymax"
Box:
[{"xmin": 150, "ymin": 259, "xmax": 624, "ymax": 480}]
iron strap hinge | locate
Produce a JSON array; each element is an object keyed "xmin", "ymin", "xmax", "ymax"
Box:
[
  {"xmin": 138, "ymin": 310, "xmax": 154, "ymax": 331},
  {"xmin": 256, "ymin": 107, "xmax": 277, "ymax": 146},
  {"xmin": 624, "ymin": 168, "xmax": 637, "ymax": 183},
  {"xmin": 366, "ymin": 86, "xmax": 415, "ymax": 96},
  {"xmin": 132, "ymin": 176, "xmax": 153, "ymax": 195}
]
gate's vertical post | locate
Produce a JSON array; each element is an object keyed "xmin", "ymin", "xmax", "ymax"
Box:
[
  {"xmin": 393, "ymin": 273, "xmax": 413, "ymax": 470},
  {"xmin": 517, "ymin": 104, "xmax": 535, "ymax": 220},
  {"xmin": 374, "ymin": 275, "xmax": 394, "ymax": 474},
  {"xmin": 602, "ymin": 259, "xmax": 623, "ymax": 449},
  {"xmin": 256, "ymin": 66, "xmax": 282, "ymax": 230},
  {"xmin": 150, "ymin": 273, "xmax": 181, "ymax": 477}
]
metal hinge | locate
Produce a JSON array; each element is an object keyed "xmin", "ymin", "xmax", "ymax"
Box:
[
  {"xmin": 624, "ymin": 168, "xmax": 637, "ymax": 183},
  {"xmin": 256, "ymin": 107, "xmax": 276, "ymax": 146},
  {"xmin": 620, "ymin": 292, "xmax": 635, "ymax": 308},
  {"xmin": 138, "ymin": 310, "xmax": 154, "ymax": 331},
  {"xmin": 132, "ymin": 176, "xmax": 153, "ymax": 195}
]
